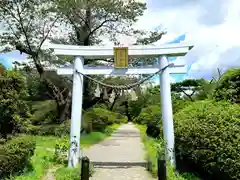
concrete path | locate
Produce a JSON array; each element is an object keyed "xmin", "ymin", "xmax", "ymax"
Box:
[{"xmin": 82, "ymin": 123, "xmax": 155, "ymax": 180}]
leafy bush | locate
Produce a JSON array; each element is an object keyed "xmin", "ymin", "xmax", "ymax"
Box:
[
  {"xmin": 172, "ymin": 93, "xmax": 192, "ymax": 114},
  {"xmin": 26, "ymin": 120, "xmax": 70, "ymax": 137},
  {"xmin": 103, "ymin": 124, "xmax": 120, "ymax": 135},
  {"xmin": 28, "ymin": 100, "xmax": 58, "ymax": 125},
  {"xmin": 174, "ymin": 100, "xmax": 240, "ymax": 179},
  {"xmin": 0, "ymin": 135, "xmax": 36, "ymax": 178},
  {"xmin": 134, "ymin": 105, "xmax": 161, "ymax": 125},
  {"xmin": 83, "ymin": 108, "xmax": 127, "ymax": 132},
  {"xmin": 54, "ymin": 137, "xmax": 69, "ymax": 164},
  {"xmin": 0, "ymin": 70, "xmax": 30, "ymax": 138},
  {"xmin": 136, "ymin": 125, "xmax": 198, "ymax": 180},
  {"xmin": 213, "ymin": 68, "xmax": 240, "ymax": 103}
]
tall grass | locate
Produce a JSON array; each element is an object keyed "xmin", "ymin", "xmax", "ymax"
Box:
[{"xmin": 136, "ymin": 124, "xmax": 199, "ymax": 180}]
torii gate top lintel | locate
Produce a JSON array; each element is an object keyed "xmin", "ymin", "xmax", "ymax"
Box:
[{"xmin": 44, "ymin": 42, "xmax": 194, "ymax": 58}]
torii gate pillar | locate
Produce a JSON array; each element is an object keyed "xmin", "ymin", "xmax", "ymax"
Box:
[
  {"xmin": 159, "ymin": 55, "xmax": 175, "ymax": 166},
  {"xmin": 68, "ymin": 56, "xmax": 84, "ymax": 168}
]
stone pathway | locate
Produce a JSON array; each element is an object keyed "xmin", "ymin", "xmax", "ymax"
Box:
[{"xmin": 82, "ymin": 123, "xmax": 155, "ymax": 180}]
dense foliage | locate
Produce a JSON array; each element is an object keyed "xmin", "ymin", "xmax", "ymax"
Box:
[
  {"xmin": 134, "ymin": 105, "xmax": 161, "ymax": 125},
  {"xmin": 83, "ymin": 107, "xmax": 127, "ymax": 132},
  {"xmin": 174, "ymin": 100, "xmax": 240, "ymax": 179},
  {"xmin": 0, "ymin": 135, "xmax": 36, "ymax": 178},
  {"xmin": 213, "ymin": 68, "xmax": 240, "ymax": 103},
  {"xmin": 26, "ymin": 120, "xmax": 70, "ymax": 137},
  {"xmin": 0, "ymin": 70, "xmax": 30, "ymax": 139}
]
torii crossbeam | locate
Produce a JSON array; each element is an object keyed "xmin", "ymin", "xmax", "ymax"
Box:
[{"xmin": 44, "ymin": 43, "xmax": 194, "ymax": 168}]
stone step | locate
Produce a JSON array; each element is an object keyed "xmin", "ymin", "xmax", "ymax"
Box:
[{"xmin": 91, "ymin": 161, "xmax": 149, "ymax": 168}]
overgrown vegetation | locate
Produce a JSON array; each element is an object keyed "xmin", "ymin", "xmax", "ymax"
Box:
[
  {"xmin": 136, "ymin": 125, "xmax": 198, "ymax": 180},
  {"xmin": 0, "ymin": 69, "xmax": 30, "ymax": 139},
  {"xmin": 55, "ymin": 167, "xmax": 80, "ymax": 180}
]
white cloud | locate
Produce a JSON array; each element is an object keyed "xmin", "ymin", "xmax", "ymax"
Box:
[{"xmin": 117, "ymin": 0, "xmax": 240, "ymax": 79}]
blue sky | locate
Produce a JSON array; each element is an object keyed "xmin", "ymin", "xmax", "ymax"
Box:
[
  {"xmin": 0, "ymin": 50, "xmax": 27, "ymax": 69},
  {"xmin": 152, "ymin": 34, "xmax": 189, "ymax": 83}
]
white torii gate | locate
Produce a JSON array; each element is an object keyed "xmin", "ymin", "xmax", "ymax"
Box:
[{"xmin": 45, "ymin": 43, "xmax": 194, "ymax": 168}]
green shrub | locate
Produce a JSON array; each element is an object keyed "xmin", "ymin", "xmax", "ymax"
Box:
[
  {"xmin": 134, "ymin": 105, "xmax": 161, "ymax": 125},
  {"xmin": 54, "ymin": 120, "xmax": 71, "ymax": 136},
  {"xmin": 103, "ymin": 124, "xmax": 120, "ymax": 135},
  {"xmin": 0, "ymin": 135, "xmax": 36, "ymax": 178},
  {"xmin": 213, "ymin": 68, "xmax": 240, "ymax": 103},
  {"xmin": 83, "ymin": 108, "xmax": 127, "ymax": 132},
  {"xmin": 26, "ymin": 120, "xmax": 70, "ymax": 137},
  {"xmin": 172, "ymin": 93, "xmax": 192, "ymax": 114},
  {"xmin": 174, "ymin": 100, "xmax": 240, "ymax": 179},
  {"xmin": 54, "ymin": 137, "xmax": 69, "ymax": 164},
  {"xmin": 28, "ymin": 100, "xmax": 58, "ymax": 125},
  {"xmin": 136, "ymin": 125, "xmax": 198, "ymax": 180},
  {"xmin": 0, "ymin": 70, "xmax": 30, "ymax": 138}
]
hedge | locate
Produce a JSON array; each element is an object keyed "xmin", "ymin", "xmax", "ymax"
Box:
[
  {"xmin": 134, "ymin": 105, "xmax": 161, "ymax": 125},
  {"xmin": 136, "ymin": 125, "xmax": 198, "ymax": 180},
  {"xmin": 213, "ymin": 68, "xmax": 240, "ymax": 103},
  {"xmin": 174, "ymin": 100, "xmax": 240, "ymax": 179},
  {"xmin": 83, "ymin": 107, "xmax": 127, "ymax": 132},
  {"xmin": 0, "ymin": 135, "xmax": 36, "ymax": 178}
]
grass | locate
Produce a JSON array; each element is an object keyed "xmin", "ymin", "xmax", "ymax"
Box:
[
  {"xmin": 55, "ymin": 167, "xmax": 80, "ymax": 180},
  {"xmin": 135, "ymin": 124, "xmax": 199, "ymax": 180},
  {"xmin": 11, "ymin": 123, "xmax": 120, "ymax": 180},
  {"xmin": 9, "ymin": 136, "xmax": 57, "ymax": 180}
]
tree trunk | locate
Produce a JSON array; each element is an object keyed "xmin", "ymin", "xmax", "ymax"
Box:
[
  {"xmin": 109, "ymin": 95, "xmax": 119, "ymax": 111},
  {"xmin": 124, "ymin": 101, "xmax": 132, "ymax": 122},
  {"xmin": 180, "ymin": 88, "xmax": 194, "ymax": 102},
  {"xmin": 59, "ymin": 91, "xmax": 72, "ymax": 123}
]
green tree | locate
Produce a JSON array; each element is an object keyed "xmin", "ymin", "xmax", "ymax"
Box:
[
  {"xmin": 0, "ymin": 0, "xmax": 68, "ymax": 121},
  {"xmin": 0, "ymin": 0, "xmax": 166, "ymax": 123},
  {"xmin": 171, "ymin": 79, "xmax": 205, "ymax": 101},
  {"xmin": 0, "ymin": 69, "xmax": 30, "ymax": 139},
  {"xmin": 213, "ymin": 68, "xmax": 240, "ymax": 103},
  {"xmin": 53, "ymin": 0, "xmax": 166, "ymax": 111}
]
